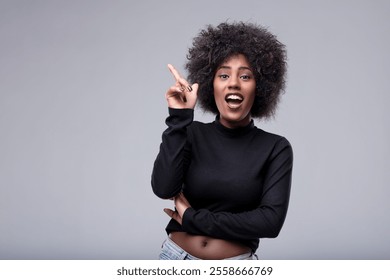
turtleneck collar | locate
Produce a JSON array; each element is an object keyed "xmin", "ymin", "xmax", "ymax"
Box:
[{"xmin": 214, "ymin": 115, "xmax": 255, "ymax": 137}]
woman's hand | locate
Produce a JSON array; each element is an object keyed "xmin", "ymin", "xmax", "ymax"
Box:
[
  {"xmin": 164, "ymin": 192, "xmax": 191, "ymax": 225},
  {"xmin": 166, "ymin": 64, "xmax": 198, "ymax": 109}
]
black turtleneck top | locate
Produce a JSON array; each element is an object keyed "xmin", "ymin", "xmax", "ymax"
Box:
[{"xmin": 151, "ymin": 108, "xmax": 293, "ymax": 252}]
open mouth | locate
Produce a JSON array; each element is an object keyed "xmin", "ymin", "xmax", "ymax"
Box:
[{"xmin": 225, "ymin": 93, "xmax": 244, "ymax": 108}]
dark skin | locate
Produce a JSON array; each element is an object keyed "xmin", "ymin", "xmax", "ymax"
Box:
[
  {"xmin": 165, "ymin": 64, "xmax": 198, "ymax": 110},
  {"xmin": 164, "ymin": 192, "xmax": 191, "ymax": 225}
]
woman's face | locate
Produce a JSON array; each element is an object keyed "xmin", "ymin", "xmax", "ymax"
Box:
[{"xmin": 213, "ymin": 54, "xmax": 256, "ymax": 129}]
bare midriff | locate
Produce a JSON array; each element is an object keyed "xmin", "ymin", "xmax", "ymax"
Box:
[{"xmin": 169, "ymin": 231, "xmax": 251, "ymax": 260}]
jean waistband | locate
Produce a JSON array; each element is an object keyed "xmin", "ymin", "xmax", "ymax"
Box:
[{"xmin": 163, "ymin": 237, "xmax": 257, "ymax": 260}]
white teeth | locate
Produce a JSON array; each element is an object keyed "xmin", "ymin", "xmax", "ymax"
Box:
[
  {"xmin": 226, "ymin": 94, "xmax": 243, "ymax": 101},
  {"xmin": 225, "ymin": 94, "xmax": 243, "ymax": 109}
]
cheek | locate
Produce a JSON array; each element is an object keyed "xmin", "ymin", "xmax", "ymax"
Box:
[
  {"xmin": 213, "ymin": 93, "xmax": 224, "ymax": 109},
  {"xmin": 246, "ymin": 86, "xmax": 256, "ymax": 108},
  {"xmin": 248, "ymin": 95, "xmax": 256, "ymax": 109},
  {"xmin": 213, "ymin": 82, "xmax": 224, "ymax": 100}
]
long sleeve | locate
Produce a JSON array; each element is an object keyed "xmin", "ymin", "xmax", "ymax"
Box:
[
  {"xmin": 181, "ymin": 137, "xmax": 293, "ymax": 240},
  {"xmin": 151, "ymin": 108, "xmax": 193, "ymax": 199}
]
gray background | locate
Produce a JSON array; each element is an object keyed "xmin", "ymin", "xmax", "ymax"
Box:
[{"xmin": 1, "ymin": 0, "xmax": 389, "ymax": 259}]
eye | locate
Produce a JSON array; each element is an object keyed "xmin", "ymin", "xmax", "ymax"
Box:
[
  {"xmin": 240, "ymin": 74, "xmax": 251, "ymax": 80},
  {"xmin": 218, "ymin": 74, "xmax": 229, "ymax": 80}
]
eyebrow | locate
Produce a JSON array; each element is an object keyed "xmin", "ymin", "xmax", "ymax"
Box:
[{"xmin": 217, "ymin": 65, "xmax": 253, "ymax": 72}]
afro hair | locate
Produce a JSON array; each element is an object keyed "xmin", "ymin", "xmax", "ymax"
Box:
[{"xmin": 185, "ymin": 21, "xmax": 287, "ymax": 119}]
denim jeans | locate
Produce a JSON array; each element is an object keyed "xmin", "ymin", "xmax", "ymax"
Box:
[{"xmin": 159, "ymin": 237, "xmax": 258, "ymax": 260}]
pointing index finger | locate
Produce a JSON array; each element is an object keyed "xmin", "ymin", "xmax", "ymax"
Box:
[
  {"xmin": 167, "ymin": 64, "xmax": 183, "ymax": 82},
  {"xmin": 168, "ymin": 64, "xmax": 192, "ymax": 92}
]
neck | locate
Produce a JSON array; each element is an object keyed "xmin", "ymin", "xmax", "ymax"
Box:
[{"xmin": 219, "ymin": 115, "xmax": 252, "ymax": 129}]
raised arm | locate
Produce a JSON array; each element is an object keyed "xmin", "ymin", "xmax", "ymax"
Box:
[{"xmin": 151, "ymin": 65, "xmax": 198, "ymax": 199}]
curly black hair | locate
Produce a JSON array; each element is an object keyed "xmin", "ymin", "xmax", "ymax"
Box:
[{"xmin": 185, "ymin": 21, "xmax": 287, "ymax": 119}]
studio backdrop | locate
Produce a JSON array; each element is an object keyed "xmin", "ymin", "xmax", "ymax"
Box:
[{"xmin": 0, "ymin": 0, "xmax": 389, "ymax": 259}]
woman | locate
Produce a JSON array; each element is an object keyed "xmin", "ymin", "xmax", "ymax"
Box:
[{"xmin": 151, "ymin": 22, "xmax": 293, "ymax": 260}]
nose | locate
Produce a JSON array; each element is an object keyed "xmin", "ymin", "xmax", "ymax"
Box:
[{"xmin": 228, "ymin": 75, "xmax": 240, "ymax": 90}]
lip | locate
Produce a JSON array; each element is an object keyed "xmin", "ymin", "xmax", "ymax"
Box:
[{"xmin": 225, "ymin": 93, "xmax": 244, "ymax": 109}]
